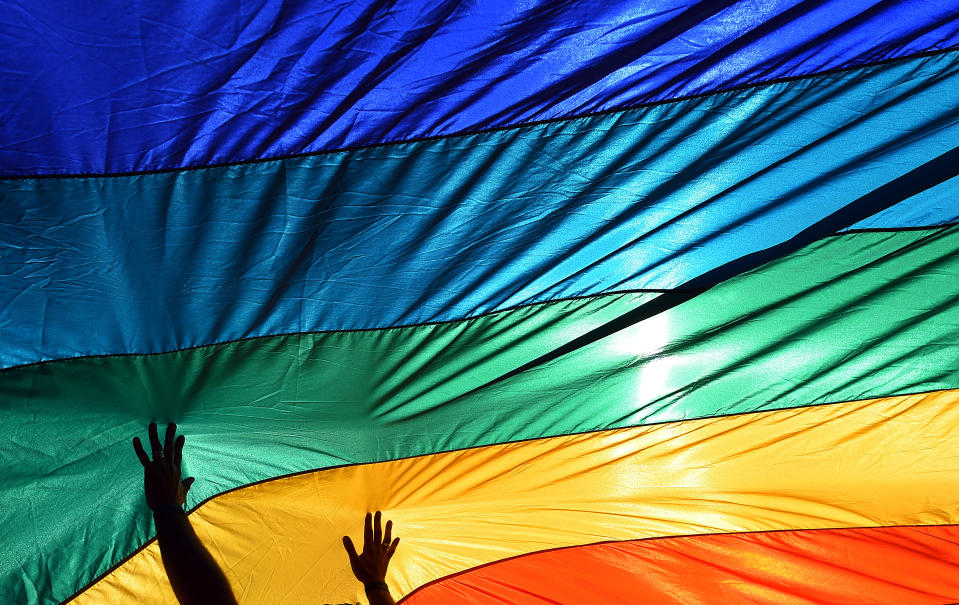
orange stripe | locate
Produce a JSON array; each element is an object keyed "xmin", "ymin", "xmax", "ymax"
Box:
[{"xmin": 403, "ymin": 525, "xmax": 959, "ymax": 605}]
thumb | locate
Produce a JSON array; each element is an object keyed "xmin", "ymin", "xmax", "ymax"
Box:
[
  {"xmin": 342, "ymin": 536, "xmax": 359, "ymax": 562},
  {"xmin": 182, "ymin": 477, "xmax": 196, "ymax": 494},
  {"xmin": 386, "ymin": 536, "xmax": 400, "ymax": 559}
]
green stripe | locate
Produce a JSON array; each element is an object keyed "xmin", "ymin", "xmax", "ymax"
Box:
[{"xmin": 5, "ymin": 226, "xmax": 959, "ymax": 603}]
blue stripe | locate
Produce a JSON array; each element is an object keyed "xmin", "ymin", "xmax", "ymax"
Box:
[{"xmin": 1, "ymin": 0, "xmax": 958, "ymax": 175}]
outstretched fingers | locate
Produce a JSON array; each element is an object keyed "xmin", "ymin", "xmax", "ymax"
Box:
[
  {"xmin": 164, "ymin": 423, "xmax": 177, "ymax": 460},
  {"xmin": 386, "ymin": 537, "xmax": 400, "ymax": 559},
  {"xmin": 148, "ymin": 422, "xmax": 162, "ymax": 457},
  {"xmin": 173, "ymin": 434, "xmax": 185, "ymax": 467},
  {"xmin": 373, "ymin": 511, "xmax": 383, "ymax": 544},
  {"xmin": 383, "ymin": 519, "xmax": 392, "ymax": 545},
  {"xmin": 132, "ymin": 437, "xmax": 150, "ymax": 467},
  {"xmin": 137, "ymin": 423, "xmax": 182, "ymax": 466},
  {"xmin": 364, "ymin": 512, "xmax": 374, "ymax": 547},
  {"xmin": 342, "ymin": 536, "xmax": 359, "ymax": 562}
]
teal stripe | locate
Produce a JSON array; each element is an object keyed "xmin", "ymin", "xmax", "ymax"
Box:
[
  {"xmin": 3, "ymin": 226, "xmax": 959, "ymax": 603},
  {"xmin": 3, "ymin": 50, "xmax": 959, "ymax": 369}
]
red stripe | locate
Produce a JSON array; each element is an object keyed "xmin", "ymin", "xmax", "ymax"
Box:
[{"xmin": 402, "ymin": 525, "xmax": 959, "ymax": 604}]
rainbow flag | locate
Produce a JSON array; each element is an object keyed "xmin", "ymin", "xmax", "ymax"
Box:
[{"xmin": 3, "ymin": 2, "xmax": 959, "ymax": 603}]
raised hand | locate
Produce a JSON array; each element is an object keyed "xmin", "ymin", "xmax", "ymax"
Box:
[
  {"xmin": 133, "ymin": 422, "xmax": 237, "ymax": 605},
  {"xmin": 343, "ymin": 511, "xmax": 400, "ymax": 604},
  {"xmin": 133, "ymin": 422, "xmax": 195, "ymax": 511}
]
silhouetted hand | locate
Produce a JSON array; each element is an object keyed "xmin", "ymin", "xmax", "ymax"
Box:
[
  {"xmin": 343, "ymin": 511, "xmax": 400, "ymax": 584},
  {"xmin": 133, "ymin": 422, "xmax": 195, "ymax": 511},
  {"xmin": 133, "ymin": 423, "xmax": 236, "ymax": 605}
]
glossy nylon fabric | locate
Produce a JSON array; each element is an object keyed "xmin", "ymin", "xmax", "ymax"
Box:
[
  {"xmin": 4, "ymin": 50, "xmax": 959, "ymax": 370},
  {"xmin": 71, "ymin": 389, "xmax": 959, "ymax": 604},
  {"xmin": 403, "ymin": 526, "xmax": 959, "ymax": 604},
  {"xmin": 5, "ymin": 227, "xmax": 959, "ymax": 603},
  {"xmin": 2, "ymin": 1, "xmax": 959, "ymax": 176}
]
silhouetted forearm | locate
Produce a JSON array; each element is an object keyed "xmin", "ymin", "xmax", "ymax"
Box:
[
  {"xmin": 154, "ymin": 507, "xmax": 238, "ymax": 605},
  {"xmin": 365, "ymin": 582, "xmax": 395, "ymax": 605}
]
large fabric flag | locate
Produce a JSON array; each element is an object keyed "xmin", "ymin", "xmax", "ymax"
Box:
[{"xmin": 3, "ymin": 2, "xmax": 959, "ymax": 603}]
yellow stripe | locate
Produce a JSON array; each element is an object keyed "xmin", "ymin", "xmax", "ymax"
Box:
[{"xmin": 75, "ymin": 389, "xmax": 959, "ymax": 604}]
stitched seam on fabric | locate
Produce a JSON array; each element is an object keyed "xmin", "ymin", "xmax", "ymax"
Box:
[
  {"xmin": 58, "ymin": 387, "xmax": 959, "ymax": 604},
  {"xmin": 395, "ymin": 523, "xmax": 959, "ymax": 603},
  {"xmin": 170, "ymin": 387, "xmax": 959, "ymax": 504},
  {"xmin": 10, "ymin": 44, "xmax": 959, "ymax": 181},
  {"xmin": 0, "ymin": 287, "xmax": 679, "ymax": 375},
  {"xmin": 62, "ymin": 516, "xmax": 959, "ymax": 604},
  {"xmin": 833, "ymin": 222, "xmax": 959, "ymax": 236},
  {"xmin": 4, "ymin": 224, "xmax": 952, "ymax": 375},
  {"xmin": 64, "ymin": 522, "xmax": 959, "ymax": 604}
]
